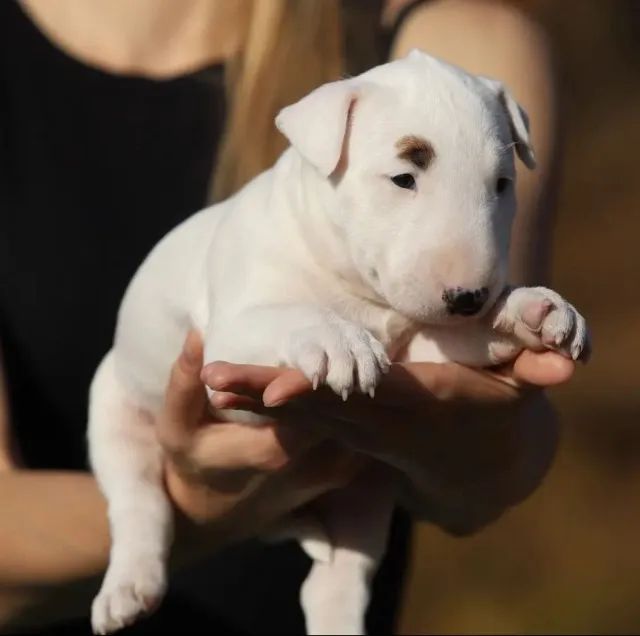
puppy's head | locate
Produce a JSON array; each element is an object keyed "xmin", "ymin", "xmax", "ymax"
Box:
[{"xmin": 276, "ymin": 49, "xmax": 536, "ymax": 325}]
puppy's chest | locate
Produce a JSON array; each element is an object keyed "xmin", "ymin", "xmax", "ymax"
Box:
[
  {"xmin": 339, "ymin": 299, "xmax": 492, "ymax": 367},
  {"xmin": 336, "ymin": 299, "xmax": 417, "ymax": 360}
]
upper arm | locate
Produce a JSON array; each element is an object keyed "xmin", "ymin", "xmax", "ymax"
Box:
[
  {"xmin": 0, "ymin": 352, "xmax": 16, "ymax": 471},
  {"xmin": 390, "ymin": 0, "xmax": 560, "ymax": 285}
]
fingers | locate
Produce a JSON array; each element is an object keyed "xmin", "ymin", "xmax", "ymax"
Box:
[
  {"xmin": 510, "ymin": 350, "xmax": 575, "ymax": 387},
  {"xmin": 214, "ymin": 385, "xmax": 413, "ymax": 463},
  {"xmin": 263, "ymin": 361, "xmax": 520, "ymax": 409},
  {"xmin": 205, "ymin": 349, "xmax": 576, "ymax": 419},
  {"xmin": 209, "ymin": 391, "xmax": 260, "ymax": 411},
  {"xmin": 202, "ymin": 362, "xmax": 287, "ymax": 400},
  {"xmin": 210, "ymin": 358, "xmax": 519, "ymax": 408},
  {"xmin": 262, "ymin": 368, "xmax": 314, "ymax": 406},
  {"xmin": 188, "ymin": 422, "xmax": 318, "ymax": 473},
  {"xmin": 378, "ymin": 363, "xmax": 518, "ymax": 404},
  {"xmin": 157, "ymin": 331, "xmax": 207, "ymax": 450},
  {"xmin": 160, "ymin": 343, "xmax": 321, "ymax": 482}
]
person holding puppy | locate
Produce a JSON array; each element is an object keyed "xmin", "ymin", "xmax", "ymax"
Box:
[{"xmin": 0, "ymin": 0, "xmax": 568, "ymax": 633}]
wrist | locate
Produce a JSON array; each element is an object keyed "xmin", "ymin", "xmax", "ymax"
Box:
[
  {"xmin": 164, "ymin": 465, "xmax": 229, "ymax": 570},
  {"xmin": 164, "ymin": 459, "xmax": 213, "ymax": 524}
]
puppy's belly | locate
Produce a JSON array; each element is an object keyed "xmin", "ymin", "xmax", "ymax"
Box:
[{"xmin": 112, "ymin": 209, "xmax": 220, "ymax": 413}]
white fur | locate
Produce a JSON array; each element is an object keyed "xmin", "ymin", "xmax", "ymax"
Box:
[{"xmin": 88, "ymin": 51, "xmax": 589, "ymax": 634}]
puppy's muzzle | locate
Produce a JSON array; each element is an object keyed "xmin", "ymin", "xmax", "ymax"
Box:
[{"xmin": 443, "ymin": 286, "xmax": 489, "ymax": 316}]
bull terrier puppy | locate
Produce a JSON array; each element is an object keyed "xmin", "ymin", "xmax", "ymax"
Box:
[{"xmin": 89, "ymin": 50, "xmax": 589, "ymax": 635}]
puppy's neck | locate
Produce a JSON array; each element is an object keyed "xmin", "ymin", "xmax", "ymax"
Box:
[{"xmin": 276, "ymin": 149, "xmax": 383, "ymax": 305}]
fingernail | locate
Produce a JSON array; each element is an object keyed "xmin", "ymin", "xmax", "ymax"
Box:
[
  {"xmin": 263, "ymin": 397, "xmax": 285, "ymax": 408},
  {"xmin": 201, "ymin": 361, "xmax": 223, "ymax": 376},
  {"xmin": 182, "ymin": 332, "xmax": 200, "ymax": 366}
]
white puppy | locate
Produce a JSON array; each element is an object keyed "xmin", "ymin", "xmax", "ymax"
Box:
[{"xmin": 88, "ymin": 50, "xmax": 589, "ymax": 635}]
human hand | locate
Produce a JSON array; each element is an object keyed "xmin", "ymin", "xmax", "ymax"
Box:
[
  {"xmin": 156, "ymin": 332, "xmax": 364, "ymax": 554},
  {"xmin": 204, "ymin": 350, "xmax": 573, "ymax": 535}
]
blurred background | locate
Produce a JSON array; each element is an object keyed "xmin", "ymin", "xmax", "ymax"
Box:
[{"xmin": 399, "ymin": 1, "xmax": 640, "ymax": 632}]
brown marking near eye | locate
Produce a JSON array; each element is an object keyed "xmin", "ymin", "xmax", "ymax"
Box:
[{"xmin": 395, "ymin": 135, "xmax": 435, "ymax": 170}]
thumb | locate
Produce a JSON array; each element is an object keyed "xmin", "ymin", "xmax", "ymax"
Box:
[
  {"xmin": 510, "ymin": 349, "xmax": 576, "ymax": 388},
  {"xmin": 159, "ymin": 331, "xmax": 207, "ymax": 445}
]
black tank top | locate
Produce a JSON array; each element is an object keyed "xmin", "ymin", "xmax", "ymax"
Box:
[{"xmin": 0, "ymin": 1, "xmax": 427, "ymax": 633}]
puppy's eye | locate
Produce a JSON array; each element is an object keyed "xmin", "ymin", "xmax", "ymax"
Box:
[
  {"xmin": 391, "ymin": 174, "xmax": 416, "ymax": 190},
  {"xmin": 496, "ymin": 177, "xmax": 511, "ymax": 195}
]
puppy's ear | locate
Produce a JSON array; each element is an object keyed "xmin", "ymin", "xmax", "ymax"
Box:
[
  {"xmin": 275, "ymin": 79, "xmax": 358, "ymax": 177},
  {"xmin": 407, "ymin": 48, "xmax": 426, "ymax": 60},
  {"xmin": 479, "ymin": 77, "xmax": 536, "ymax": 169}
]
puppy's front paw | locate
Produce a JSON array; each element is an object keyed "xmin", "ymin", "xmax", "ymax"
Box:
[
  {"xmin": 91, "ymin": 555, "xmax": 166, "ymax": 635},
  {"xmin": 284, "ymin": 320, "xmax": 389, "ymax": 399},
  {"xmin": 494, "ymin": 286, "xmax": 590, "ymax": 361}
]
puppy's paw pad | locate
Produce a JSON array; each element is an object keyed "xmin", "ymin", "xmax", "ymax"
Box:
[
  {"xmin": 91, "ymin": 561, "xmax": 165, "ymax": 634},
  {"xmin": 497, "ymin": 288, "xmax": 556, "ymax": 332},
  {"xmin": 520, "ymin": 298, "xmax": 553, "ymax": 331},
  {"xmin": 498, "ymin": 287, "xmax": 590, "ymax": 362}
]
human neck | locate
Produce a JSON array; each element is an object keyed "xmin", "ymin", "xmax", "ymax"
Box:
[{"xmin": 20, "ymin": 0, "xmax": 250, "ymax": 78}]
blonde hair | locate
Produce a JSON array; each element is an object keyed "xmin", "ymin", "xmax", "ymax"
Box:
[{"xmin": 212, "ymin": 0, "xmax": 344, "ymax": 201}]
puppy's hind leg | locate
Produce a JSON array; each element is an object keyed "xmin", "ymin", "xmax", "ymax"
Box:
[
  {"xmin": 88, "ymin": 352, "xmax": 172, "ymax": 635},
  {"xmin": 300, "ymin": 472, "xmax": 394, "ymax": 636}
]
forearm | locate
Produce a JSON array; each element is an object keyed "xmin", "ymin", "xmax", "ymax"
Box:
[
  {"xmin": 0, "ymin": 354, "xmax": 17, "ymax": 471},
  {"xmin": 0, "ymin": 470, "xmax": 109, "ymax": 627},
  {"xmin": 0, "ymin": 470, "xmax": 224, "ymax": 630}
]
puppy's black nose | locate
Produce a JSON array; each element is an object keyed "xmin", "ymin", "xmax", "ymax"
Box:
[{"xmin": 443, "ymin": 287, "xmax": 489, "ymax": 316}]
